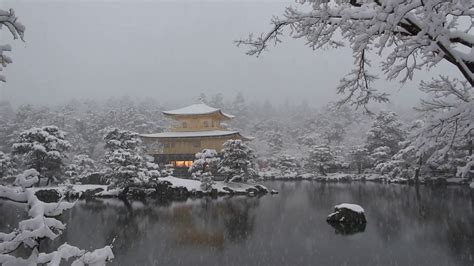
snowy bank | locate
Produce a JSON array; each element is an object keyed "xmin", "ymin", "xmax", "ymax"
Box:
[
  {"xmin": 262, "ymin": 171, "xmax": 472, "ymax": 187},
  {"xmin": 158, "ymin": 176, "xmax": 271, "ymax": 197},
  {"xmin": 4, "ymin": 177, "xmax": 275, "ymax": 202}
]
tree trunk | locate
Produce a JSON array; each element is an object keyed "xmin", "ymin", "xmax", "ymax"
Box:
[
  {"xmin": 468, "ymin": 139, "xmax": 472, "ymax": 156},
  {"xmin": 414, "ymin": 155, "xmax": 423, "ymax": 183},
  {"xmin": 319, "ymin": 164, "xmax": 327, "ymax": 176}
]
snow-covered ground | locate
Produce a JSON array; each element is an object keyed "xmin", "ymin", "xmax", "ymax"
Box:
[
  {"xmin": 160, "ymin": 176, "xmax": 269, "ymax": 194},
  {"xmin": 0, "ymin": 176, "xmax": 271, "ymax": 201},
  {"xmin": 260, "ymin": 172, "xmax": 472, "ymax": 186}
]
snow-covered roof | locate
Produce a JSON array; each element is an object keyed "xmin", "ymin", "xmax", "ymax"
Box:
[
  {"xmin": 140, "ymin": 130, "xmax": 253, "ymax": 140},
  {"xmin": 162, "ymin": 103, "xmax": 235, "ymax": 119}
]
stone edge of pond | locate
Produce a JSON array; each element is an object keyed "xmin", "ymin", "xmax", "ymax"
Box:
[
  {"xmin": 262, "ymin": 173, "xmax": 472, "ymax": 187},
  {"xmin": 31, "ymin": 181, "xmax": 279, "ymax": 203}
]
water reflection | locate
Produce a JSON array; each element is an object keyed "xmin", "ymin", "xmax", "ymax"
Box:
[
  {"xmin": 327, "ymin": 221, "xmax": 366, "ymax": 235},
  {"xmin": 1, "ymin": 182, "xmax": 473, "ymax": 266}
]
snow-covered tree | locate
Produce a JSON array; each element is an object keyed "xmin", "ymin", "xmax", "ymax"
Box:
[
  {"xmin": 238, "ymin": 0, "xmax": 474, "ymax": 109},
  {"xmin": 366, "ymin": 111, "xmax": 406, "ymax": 154},
  {"xmin": 370, "ymin": 146, "xmax": 392, "ymax": 165},
  {"xmin": 274, "ymin": 153, "xmax": 300, "ymax": 178},
  {"xmin": 0, "ymin": 9, "xmax": 25, "ymax": 82},
  {"xmin": 266, "ymin": 130, "xmax": 284, "ymax": 156},
  {"xmin": 103, "ymin": 128, "xmax": 160, "ymax": 188},
  {"xmin": 305, "ymin": 145, "xmax": 334, "ymax": 176},
  {"xmin": 209, "ymin": 93, "xmax": 225, "ymax": 108},
  {"xmin": 349, "ymin": 146, "xmax": 371, "ymax": 174},
  {"xmin": 239, "ymin": 0, "xmax": 474, "ymax": 177},
  {"xmin": 0, "ymin": 151, "xmax": 14, "ymax": 178},
  {"xmin": 414, "ymin": 77, "xmax": 473, "ymax": 177},
  {"xmin": 218, "ymin": 139, "xmax": 258, "ymax": 183},
  {"xmin": 64, "ymin": 154, "xmax": 97, "ymax": 182},
  {"xmin": 12, "ymin": 126, "xmax": 70, "ymax": 184},
  {"xmin": 189, "ymin": 149, "xmax": 220, "ymax": 190}
]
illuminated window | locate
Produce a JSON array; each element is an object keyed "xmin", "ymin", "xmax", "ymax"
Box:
[{"xmin": 172, "ymin": 161, "xmax": 193, "ymax": 168}]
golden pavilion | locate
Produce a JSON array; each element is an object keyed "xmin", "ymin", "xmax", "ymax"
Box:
[{"xmin": 140, "ymin": 103, "xmax": 252, "ymax": 174}]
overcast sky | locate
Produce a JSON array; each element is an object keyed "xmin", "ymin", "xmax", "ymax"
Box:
[{"xmin": 0, "ymin": 0, "xmax": 462, "ymax": 109}]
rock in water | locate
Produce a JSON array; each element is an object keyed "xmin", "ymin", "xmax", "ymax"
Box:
[{"xmin": 327, "ymin": 203, "xmax": 367, "ymax": 235}]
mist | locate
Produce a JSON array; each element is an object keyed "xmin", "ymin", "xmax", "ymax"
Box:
[{"xmin": 0, "ymin": 0, "xmax": 460, "ymax": 108}]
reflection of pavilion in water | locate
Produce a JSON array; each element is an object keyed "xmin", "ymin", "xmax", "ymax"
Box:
[
  {"xmin": 169, "ymin": 197, "xmax": 259, "ymax": 249},
  {"xmin": 63, "ymin": 197, "xmax": 260, "ymax": 254}
]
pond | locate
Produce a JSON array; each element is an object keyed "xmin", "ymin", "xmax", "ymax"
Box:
[{"xmin": 1, "ymin": 182, "xmax": 474, "ymax": 265}]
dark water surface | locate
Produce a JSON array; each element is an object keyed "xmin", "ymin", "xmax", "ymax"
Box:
[{"xmin": 1, "ymin": 182, "xmax": 474, "ymax": 266}]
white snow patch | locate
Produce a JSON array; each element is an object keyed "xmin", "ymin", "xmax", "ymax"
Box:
[
  {"xmin": 160, "ymin": 176, "xmax": 265, "ymax": 193},
  {"xmin": 335, "ymin": 203, "xmax": 365, "ymax": 214}
]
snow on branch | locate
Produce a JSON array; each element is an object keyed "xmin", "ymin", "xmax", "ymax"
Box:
[
  {"xmin": 0, "ymin": 184, "xmax": 114, "ymax": 265},
  {"xmin": 336, "ymin": 49, "xmax": 389, "ymax": 113},
  {"xmin": 0, "ymin": 8, "xmax": 25, "ymax": 82},
  {"xmin": 237, "ymin": 0, "xmax": 474, "ymax": 109}
]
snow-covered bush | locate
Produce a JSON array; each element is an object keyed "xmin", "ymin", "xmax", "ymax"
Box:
[
  {"xmin": 370, "ymin": 146, "xmax": 392, "ymax": 166},
  {"xmin": 12, "ymin": 126, "xmax": 71, "ymax": 184},
  {"xmin": 305, "ymin": 145, "xmax": 334, "ymax": 176},
  {"xmin": 13, "ymin": 168, "xmax": 39, "ymax": 188},
  {"xmin": 103, "ymin": 128, "xmax": 160, "ymax": 188},
  {"xmin": 189, "ymin": 149, "xmax": 220, "ymax": 190},
  {"xmin": 274, "ymin": 153, "xmax": 300, "ymax": 178},
  {"xmin": 64, "ymin": 154, "xmax": 97, "ymax": 183},
  {"xmin": 457, "ymin": 155, "xmax": 474, "ymax": 179},
  {"xmin": 218, "ymin": 140, "xmax": 258, "ymax": 183},
  {"xmin": 0, "ymin": 151, "xmax": 14, "ymax": 178},
  {"xmin": 161, "ymin": 163, "xmax": 174, "ymax": 177}
]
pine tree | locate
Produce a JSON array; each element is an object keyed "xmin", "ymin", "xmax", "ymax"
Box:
[
  {"xmin": 0, "ymin": 151, "xmax": 14, "ymax": 178},
  {"xmin": 306, "ymin": 145, "xmax": 333, "ymax": 176},
  {"xmin": 349, "ymin": 146, "xmax": 371, "ymax": 174},
  {"xmin": 64, "ymin": 154, "xmax": 97, "ymax": 182},
  {"xmin": 274, "ymin": 153, "xmax": 300, "ymax": 178},
  {"xmin": 366, "ymin": 111, "xmax": 406, "ymax": 155},
  {"xmin": 12, "ymin": 126, "xmax": 70, "ymax": 184},
  {"xmin": 189, "ymin": 149, "xmax": 220, "ymax": 191},
  {"xmin": 218, "ymin": 140, "xmax": 258, "ymax": 183},
  {"xmin": 103, "ymin": 128, "xmax": 160, "ymax": 188}
]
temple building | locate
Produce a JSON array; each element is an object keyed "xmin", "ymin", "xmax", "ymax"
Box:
[{"xmin": 140, "ymin": 103, "xmax": 252, "ymax": 174}]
